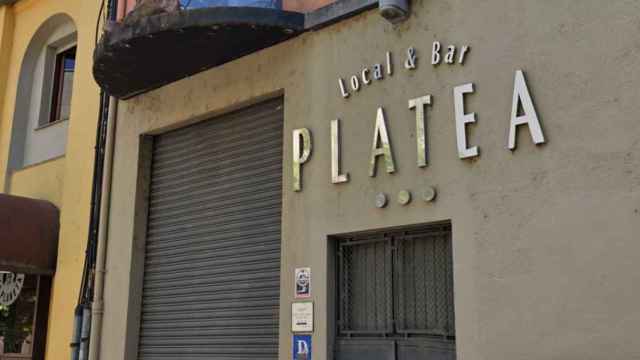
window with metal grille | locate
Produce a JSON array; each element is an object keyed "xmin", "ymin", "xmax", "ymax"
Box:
[{"xmin": 334, "ymin": 222, "xmax": 455, "ymax": 360}]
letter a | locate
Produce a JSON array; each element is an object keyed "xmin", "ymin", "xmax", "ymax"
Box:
[
  {"xmin": 369, "ymin": 108, "xmax": 396, "ymax": 177},
  {"xmin": 508, "ymin": 70, "xmax": 545, "ymax": 150}
]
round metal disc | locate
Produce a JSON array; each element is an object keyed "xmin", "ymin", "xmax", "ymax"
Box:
[
  {"xmin": 422, "ymin": 186, "xmax": 437, "ymax": 202},
  {"xmin": 398, "ymin": 190, "xmax": 412, "ymax": 205},
  {"xmin": 375, "ymin": 193, "xmax": 388, "ymax": 208}
]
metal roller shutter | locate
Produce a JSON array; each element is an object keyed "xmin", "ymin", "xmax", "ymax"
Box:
[{"xmin": 138, "ymin": 98, "xmax": 283, "ymax": 360}]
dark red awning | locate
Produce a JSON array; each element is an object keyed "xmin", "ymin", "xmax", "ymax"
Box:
[{"xmin": 0, "ymin": 194, "xmax": 59, "ymax": 275}]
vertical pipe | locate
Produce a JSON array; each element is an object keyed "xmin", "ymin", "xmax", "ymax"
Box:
[
  {"xmin": 70, "ymin": 305, "xmax": 83, "ymax": 360},
  {"xmin": 79, "ymin": 306, "xmax": 92, "ymax": 360},
  {"xmin": 116, "ymin": 0, "xmax": 125, "ymax": 21},
  {"xmin": 88, "ymin": 98, "xmax": 117, "ymax": 360},
  {"xmin": 73, "ymin": 90, "xmax": 106, "ymax": 359},
  {"xmin": 82, "ymin": 1, "xmax": 118, "ymax": 359}
]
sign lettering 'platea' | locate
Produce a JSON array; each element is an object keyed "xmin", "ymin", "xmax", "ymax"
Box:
[{"xmin": 292, "ymin": 43, "xmax": 546, "ymax": 192}]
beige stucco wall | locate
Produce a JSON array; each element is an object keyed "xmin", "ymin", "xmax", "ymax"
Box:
[{"xmin": 102, "ymin": 1, "xmax": 640, "ymax": 359}]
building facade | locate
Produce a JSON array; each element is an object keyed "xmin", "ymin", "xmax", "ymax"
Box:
[
  {"xmin": 0, "ymin": 0, "xmax": 102, "ymax": 359},
  {"xmin": 93, "ymin": 0, "xmax": 640, "ymax": 359}
]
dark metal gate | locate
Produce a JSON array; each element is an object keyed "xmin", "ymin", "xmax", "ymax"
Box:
[
  {"xmin": 137, "ymin": 98, "xmax": 283, "ymax": 360},
  {"xmin": 335, "ymin": 223, "xmax": 455, "ymax": 360}
]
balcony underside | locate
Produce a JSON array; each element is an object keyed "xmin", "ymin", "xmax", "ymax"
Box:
[{"xmin": 93, "ymin": 7, "xmax": 304, "ymax": 99}]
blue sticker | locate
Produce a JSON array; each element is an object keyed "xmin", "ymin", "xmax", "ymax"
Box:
[{"xmin": 292, "ymin": 335, "xmax": 312, "ymax": 360}]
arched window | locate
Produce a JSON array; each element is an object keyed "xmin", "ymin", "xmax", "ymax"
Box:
[{"xmin": 9, "ymin": 14, "xmax": 77, "ymax": 170}]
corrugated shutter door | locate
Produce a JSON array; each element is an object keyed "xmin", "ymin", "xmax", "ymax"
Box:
[{"xmin": 138, "ymin": 99, "xmax": 283, "ymax": 360}]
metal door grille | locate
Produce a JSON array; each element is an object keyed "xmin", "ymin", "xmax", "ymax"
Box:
[
  {"xmin": 339, "ymin": 236, "xmax": 393, "ymax": 336},
  {"xmin": 336, "ymin": 223, "xmax": 455, "ymax": 360},
  {"xmin": 396, "ymin": 227, "xmax": 455, "ymax": 337},
  {"xmin": 138, "ymin": 98, "xmax": 283, "ymax": 360}
]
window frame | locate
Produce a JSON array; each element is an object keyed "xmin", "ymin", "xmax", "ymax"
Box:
[{"xmin": 47, "ymin": 45, "xmax": 76, "ymax": 125}]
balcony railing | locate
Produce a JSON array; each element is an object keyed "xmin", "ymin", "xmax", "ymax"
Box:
[{"xmin": 180, "ymin": 0, "xmax": 281, "ymax": 9}]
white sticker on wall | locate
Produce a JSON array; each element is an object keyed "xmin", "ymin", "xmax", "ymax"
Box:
[
  {"xmin": 295, "ymin": 267, "xmax": 311, "ymax": 299},
  {"xmin": 292, "ymin": 301, "xmax": 314, "ymax": 333}
]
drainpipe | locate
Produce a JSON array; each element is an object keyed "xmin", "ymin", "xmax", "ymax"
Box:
[
  {"xmin": 79, "ymin": 305, "xmax": 92, "ymax": 360},
  {"xmin": 71, "ymin": 88, "xmax": 107, "ymax": 360},
  {"xmin": 70, "ymin": 306, "xmax": 83, "ymax": 360},
  {"xmin": 88, "ymin": 97, "xmax": 117, "ymax": 360},
  {"xmin": 72, "ymin": 1, "xmax": 118, "ymax": 359}
]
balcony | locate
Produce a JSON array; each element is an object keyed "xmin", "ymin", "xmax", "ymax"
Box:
[{"xmin": 93, "ymin": 1, "xmax": 305, "ymax": 99}]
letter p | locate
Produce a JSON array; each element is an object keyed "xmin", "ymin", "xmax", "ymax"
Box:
[{"xmin": 293, "ymin": 128, "xmax": 312, "ymax": 192}]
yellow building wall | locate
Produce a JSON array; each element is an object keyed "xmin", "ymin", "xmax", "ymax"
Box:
[
  {"xmin": 0, "ymin": 6, "xmax": 14, "ymax": 180},
  {"xmin": 0, "ymin": 0, "xmax": 102, "ymax": 359},
  {"xmin": 10, "ymin": 157, "xmax": 66, "ymax": 206}
]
